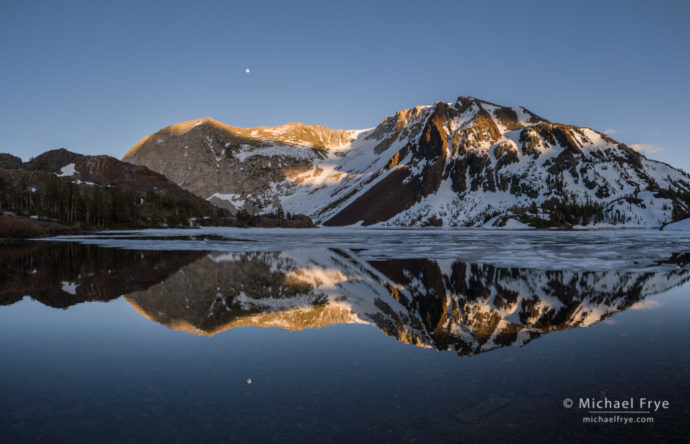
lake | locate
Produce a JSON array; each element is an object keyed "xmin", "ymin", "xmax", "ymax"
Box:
[{"xmin": 1, "ymin": 228, "xmax": 690, "ymax": 443}]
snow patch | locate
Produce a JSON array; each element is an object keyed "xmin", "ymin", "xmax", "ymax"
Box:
[{"xmin": 57, "ymin": 163, "xmax": 77, "ymax": 177}]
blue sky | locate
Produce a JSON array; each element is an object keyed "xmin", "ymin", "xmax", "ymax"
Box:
[{"xmin": 1, "ymin": 0, "xmax": 688, "ymax": 170}]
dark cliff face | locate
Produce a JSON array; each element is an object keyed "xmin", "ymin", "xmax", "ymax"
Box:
[
  {"xmin": 322, "ymin": 168, "xmax": 421, "ymax": 226},
  {"xmin": 417, "ymin": 103, "xmax": 451, "ymax": 196}
]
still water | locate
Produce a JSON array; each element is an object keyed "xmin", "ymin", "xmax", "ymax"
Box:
[{"xmin": 1, "ymin": 228, "xmax": 690, "ymax": 443}]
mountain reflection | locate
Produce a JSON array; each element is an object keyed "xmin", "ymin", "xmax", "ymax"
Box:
[{"xmin": 2, "ymin": 242, "xmax": 689, "ymax": 357}]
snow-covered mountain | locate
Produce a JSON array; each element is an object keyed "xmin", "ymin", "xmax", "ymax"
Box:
[
  {"xmin": 123, "ymin": 249, "xmax": 690, "ymax": 356},
  {"xmin": 123, "ymin": 97, "xmax": 690, "ymax": 227}
]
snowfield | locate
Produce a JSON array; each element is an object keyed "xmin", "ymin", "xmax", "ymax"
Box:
[{"xmin": 57, "ymin": 163, "xmax": 77, "ymax": 177}]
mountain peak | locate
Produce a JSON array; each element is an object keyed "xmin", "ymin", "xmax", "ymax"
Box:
[
  {"xmin": 24, "ymin": 148, "xmax": 83, "ymax": 173},
  {"xmin": 125, "ymin": 117, "xmax": 358, "ymax": 164}
]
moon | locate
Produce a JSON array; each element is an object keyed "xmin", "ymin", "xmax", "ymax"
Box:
[{"xmin": 245, "ymin": 68, "xmax": 251, "ymax": 74}]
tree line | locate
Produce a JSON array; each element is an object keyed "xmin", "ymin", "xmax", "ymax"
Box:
[{"xmin": 0, "ymin": 173, "xmax": 220, "ymax": 229}]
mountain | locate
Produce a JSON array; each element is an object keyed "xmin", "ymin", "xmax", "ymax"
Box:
[
  {"xmin": 24, "ymin": 148, "xmax": 223, "ymax": 202},
  {"xmin": 123, "ymin": 97, "xmax": 690, "ymax": 228},
  {"xmin": 0, "ymin": 149, "xmax": 228, "ymax": 230},
  {"xmin": 123, "ymin": 118, "xmax": 360, "ymax": 214}
]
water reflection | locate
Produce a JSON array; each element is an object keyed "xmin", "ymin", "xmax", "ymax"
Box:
[
  {"xmin": 0, "ymin": 242, "xmax": 205, "ymax": 308},
  {"xmin": 2, "ymin": 242, "xmax": 689, "ymax": 357}
]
